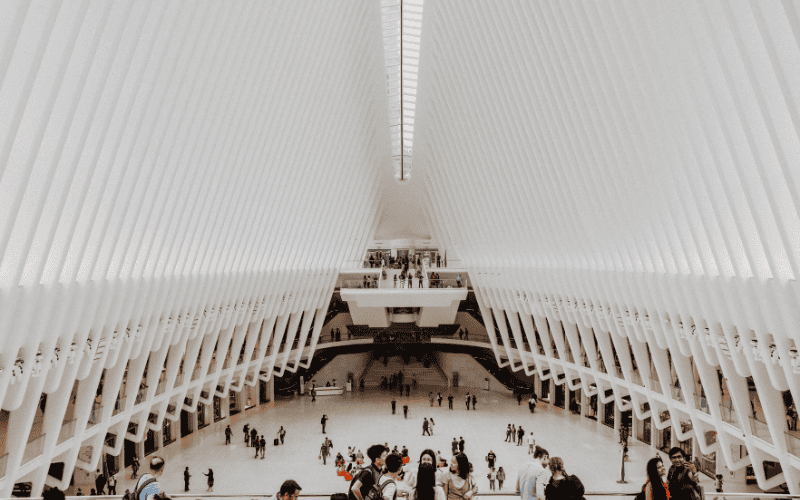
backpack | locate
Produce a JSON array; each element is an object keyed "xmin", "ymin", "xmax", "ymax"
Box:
[
  {"xmin": 369, "ymin": 477, "xmax": 396, "ymax": 500},
  {"xmin": 134, "ymin": 475, "xmax": 159, "ymax": 500},
  {"xmin": 349, "ymin": 466, "xmax": 385, "ymax": 500}
]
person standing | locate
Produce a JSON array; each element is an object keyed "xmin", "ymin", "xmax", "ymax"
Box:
[
  {"xmin": 544, "ymin": 458, "xmax": 584, "ymax": 500},
  {"xmin": 406, "ymin": 384, "xmax": 411, "ymax": 397},
  {"xmin": 349, "ymin": 444, "xmax": 389, "ymax": 500},
  {"xmin": 134, "ymin": 456, "xmax": 165, "ymax": 500},
  {"xmin": 471, "ymin": 395, "xmax": 477, "ymax": 410},
  {"xmin": 106, "ymin": 475, "xmax": 117, "ymax": 495},
  {"xmin": 260, "ymin": 435, "xmax": 266, "ymax": 458},
  {"xmin": 392, "ymin": 399, "xmax": 397, "ymax": 414},
  {"xmin": 430, "ymin": 392, "xmax": 435, "ymax": 407},
  {"xmin": 643, "ymin": 458, "xmax": 669, "ymax": 500},
  {"xmin": 488, "ymin": 468, "xmax": 497, "ymax": 491},
  {"xmin": 321, "ymin": 414, "xmax": 328, "ymax": 433},
  {"xmin": 448, "ymin": 394, "xmax": 454, "ymax": 409},
  {"xmin": 430, "ymin": 417, "xmax": 436, "ymax": 435},
  {"xmin": 279, "ymin": 426, "xmax": 286, "ymax": 445},
  {"xmin": 276, "ymin": 480, "xmax": 302, "ymax": 500},
  {"xmin": 517, "ymin": 446, "xmax": 551, "ymax": 500},
  {"xmin": 311, "ymin": 387, "xmax": 316, "ymax": 402},
  {"xmin": 203, "ymin": 469, "xmax": 214, "ymax": 492},
  {"xmin": 131, "ymin": 456, "xmax": 140, "ymax": 479},
  {"xmin": 243, "ymin": 423, "xmax": 250, "ymax": 445},
  {"xmin": 423, "ymin": 418, "xmax": 431, "ymax": 436},
  {"xmin": 465, "ymin": 393, "xmax": 471, "ymax": 410},
  {"xmin": 527, "ymin": 432, "xmax": 536, "ymax": 454},
  {"xmin": 225, "ymin": 425, "xmax": 232, "ymax": 445},
  {"xmin": 451, "ymin": 438, "xmax": 459, "ymax": 455},
  {"xmin": 379, "ymin": 453, "xmax": 404, "ymax": 500},
  {"xmin": 95, "ymin": 471, "xmax": 106, "ymax": 495},
  {"xmin": 517, "ymin": 426, "xmax": 525, "ymax": 446},
  {"xmin": 251, "ymin": 427, "xmax": 258, "ymax": 447},
  {"xmin": 486, "ymin": 450, "xmax": 496, "ymax": 470},
  {"xmin": 255, "ymin": 434, "xmax": 261, "ymax": 458},
  {"xmin": 184, "ymin": 467, "xmax": 191, "ymax": 491},
  {"xmin": 437, "ymin": 393, "xmax": 443, "ymax": 407},
  {"xmin": 403, "ymin": 404, "xmax": 409, "ymax": 419},
  {"xmin": 441, "ymin": 453, "xmax": 478, "ymax": 500},
  {"xmin": 506, "ymin": 424, "xmax": 512, "ymax": 442},
  {"xmin": 458, "ymin": 437, "xmax": 465, "ymax": 453},
  {"xmin": 497, "ymin": 467, "xmax": 506, "ymax": 490},
  {"xmin": 666, "ymin": 447, "xmax": 700, "ymax": 500}
]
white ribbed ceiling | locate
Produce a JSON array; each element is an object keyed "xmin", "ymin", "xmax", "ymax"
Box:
[{"xmin": 3, "ymin": 0, "xmax": 800, "ymax": 494}]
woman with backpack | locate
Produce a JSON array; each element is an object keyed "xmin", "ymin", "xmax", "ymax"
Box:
[
  {"xmin": 441, "ymin": 453, "xmax": 478, "ymax": 500},
  {"xmin": 640, "ymin": 457, "xmax": 669, "ymax": 500},
  {"xmin": 544, "ymin": 458, "xmax": 584, "ymax": 500}
]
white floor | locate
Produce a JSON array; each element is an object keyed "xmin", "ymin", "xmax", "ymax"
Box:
[{"xmin": 112, "ymin": 387, "xmax": 728, "ymax": 498}]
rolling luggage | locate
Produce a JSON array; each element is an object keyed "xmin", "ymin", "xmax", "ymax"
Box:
[{"xmin": 274, "ymin": 438, "xmax": 279, "ymax": 446}]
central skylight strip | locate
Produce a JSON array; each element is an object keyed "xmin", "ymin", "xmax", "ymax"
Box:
[{"xmin": 381, "ymin": 0, "xmax": 424, "ymax": 181}]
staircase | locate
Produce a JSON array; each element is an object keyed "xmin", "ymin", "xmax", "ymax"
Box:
[{"xmin": 361, "ymin": 356, "xmax": 448, "ymax": 389}]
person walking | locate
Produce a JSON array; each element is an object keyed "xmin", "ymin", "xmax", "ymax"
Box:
[
  {"xmin": 448, "ymin": 394, "xmax": 454, "ymax": 409},
  {"xmin": 497, "ymin": 467, "xmax": 506, "ymax": 490},
  {"xmin": 506, "ymin": 424, "xmax": 512, "ymax": 442},
  {"xmin": 392, "ymin": 399, "xmax": 397, "ymax": 414},
  {"xmin": 320, "ymin": 440, "xmax": 329, "ymax": 465},
  {"xmin": 243, "ymin": 423, "xmax": 250, "ymax": 445},
  {"xmin": 465, "ymin": 393, "xmax": 471, "ymax": 410},
  {"xmin": 517, "ymin": 446, "xmax": 551, "ymax": 500},
  {"xmin": 225, "ymin": 425, "xmax": 232, "ymax": 445},
  {"xmin": 430, "ymin": 392, "xmax": 435, "ymax": 407},
  {"xmin": 95, "ymin": 471, "xmax": 106, "ymax": 495},
  {"xmin": 458, "ymin": 437, "xmax": 465, "ymax": 453},
  {"xmin": 451, "ymin": 438, "xmax": 458, "ymax": 455},
  {"xmin": 203, "ymin": 469, "xmax": 214, "ymax": 492},
  {"xmin": 260, "ymin": 435, "xmax": 266, "ymax": 458},
  {"xmin": 255, "ymin": 434, "xmax": 261, "ymax": 458},
  {"xmin": 517, "ymin": 426, "xmax": 525, "ymax": 446},
  {"xmin": 471, "ymin": 394, "xmax": 477, "ymax": 410},
  {"xmin": 321, "ymin": 414, "xmax": 328, "ymax": 433},
  {"xmin": 250, "ymin": 427, "xmax": 258, "ymax": 447},
  {"xmin": 311, "ymin": 387, "xmax": 316, "ymax": 402},
  {"xmin": 527, "ymin": 432, "xmax": 536, "ymax": 454},
  {"xmin": 488, "ymin": 468, "xmax": 497, "ymax": 491},
  {"xmin": 438, "ymin": 393, "xmax": 443, "ymax": 407},
  {"xmin": 430, "ymin": 417, "xmax": 435, "ymax": 435},
  {"xmin": 486, "ymin": 450, "xmax": 496, "ymax": 469},
  {"xmin": 184, "ymin": 467, "xmax": 191, "ymax": 491},
  {"xmin": 279, "ymin": 426, "xmax": 286, "ymax": 445},
  {"xmin": 423, "ymin": 418, "xmax": 431, "ymax": 436}
]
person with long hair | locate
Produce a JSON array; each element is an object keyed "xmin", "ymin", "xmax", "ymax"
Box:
[
  {"xmin": 643, "ymin": 457, "xmax": 670, "ymax": 500},
  {"xmin": 544, "ymin": 458, "xmax": 584, "ymax": 500},
  {"xmin": 440, "ymin": 453, "xmax": 478, "ymax": 500},
  {"xmin": 399, "ymin": 449, "xmax": 439, "ymax": 497}
]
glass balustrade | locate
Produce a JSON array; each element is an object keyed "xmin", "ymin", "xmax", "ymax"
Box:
[
  {"xmin": 719, "ymin": 403, "xmax": 737, "ymax": 425},
  {"xmin": 58, "ymin": 419, "xmax": 76, "ymax": 445},
  {"xmin": 21, "ymin": 434, "xmax": 46, "ymax": 465}
]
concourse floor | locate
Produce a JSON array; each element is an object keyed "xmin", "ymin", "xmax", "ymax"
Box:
[{"xmin": 114, "ymin": 387, "xmax": 723, "ymax": 497}]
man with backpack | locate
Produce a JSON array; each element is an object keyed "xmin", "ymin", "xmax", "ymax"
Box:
[
  {"xmin": 349, "ymin": 444, "xmax": 389, "ymax": 500},
  {"xmin": 377, "ymin": 454, "xmax": 403, "ymax": 500},
  {"xmin": 134, "ymin": 456, "xmax": 166, "ymax": 500}
]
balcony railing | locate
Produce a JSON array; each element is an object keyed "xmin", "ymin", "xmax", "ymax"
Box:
[
  {"xmin": 649, "ymin": 377, "xmax": 663, "ymax": 394},
  {"xmin": 342, "ymin": 259, "xmax": 383, "ymax": 270},
  {"xmin": 88, "ymin": 403, "xmax": 102, "ymax": 427},
  {"xmin": 58, "ymin": 419, "xmax": 76, "ymax": 444},
  {"xmin": 694, "ymin": 394, "xmax": 710, "ymax": 413},
  {"xmin": 750, "ymin": 415, "xmax": 772, "ymax": 443},
  {"xmin": 719, "ymin": 403, "xmax": 737, "ymax": 425},
  {"xmin": 672, "ymin": 385, "xmax": 685, "ymax": 403},
  {"xmin": 136, "ymin": 386, "xmax": 147, "ymax": 405},
  {"xmin": 786, "ymin": 431, "xmax": 800, "ymax": 457},
  {"xmin": 22, "ymin": 433, "xmax": 46, "ymax": 465},
  {"xmin": 113, "ymin": 396, "xmax": 126, "ymax": 416}
]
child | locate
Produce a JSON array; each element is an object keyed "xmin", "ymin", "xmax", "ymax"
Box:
[{"xmin": 488, "ymin": 467, "xmax": 497, "ymax": 491}]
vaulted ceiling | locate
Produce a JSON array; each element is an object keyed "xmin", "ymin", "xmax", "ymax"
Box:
[{"xmin": 1, "ymin": 0, "xmax": 800, "ymax": 495}]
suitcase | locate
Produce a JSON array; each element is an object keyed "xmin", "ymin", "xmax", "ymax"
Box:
[{"xmin": 274, "ymin": 438, "xmax": 279, "ymax": 446}]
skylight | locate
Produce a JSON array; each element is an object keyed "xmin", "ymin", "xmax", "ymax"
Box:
[{"xmin": 382, "ymin": 0, "xmax": 424, "ymax": 181}]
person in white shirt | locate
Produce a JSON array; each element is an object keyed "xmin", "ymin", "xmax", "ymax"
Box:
[
  {"xmin": 380, "ymin": 453, "xmax": 404, "ymax": 500},
  {"xmin": 527, "ymin": 432, "xmax": 536, "ymax": 454},
  {"xmin": 517, "ymin": 446, "xmax": 550, "ymax": 500}
]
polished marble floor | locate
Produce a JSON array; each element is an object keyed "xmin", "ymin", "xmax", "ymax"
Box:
[{"xmin": 112, "ymin": 387, "xmax": 729, "ymax": 498}]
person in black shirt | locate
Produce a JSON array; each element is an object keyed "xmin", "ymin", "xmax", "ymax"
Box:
[
  {"xmin": 392, "ymin": 399, "xmax": 396, "ymax": 414},
  {"xmin": 349, "ymin": 444, "xmax": 389, "ymax": 500},
  {"xmin": 448, "ymin": 394, "xmax": 454, "ymax": 409},
  {"xmin": 667, "ymin": 448, "xmax": 700, "ymax": 500}
]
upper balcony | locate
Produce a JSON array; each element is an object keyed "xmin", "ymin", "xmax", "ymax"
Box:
[{"xmin": 337, "ymin": 259, "xmax": 469, "ymax": 327}]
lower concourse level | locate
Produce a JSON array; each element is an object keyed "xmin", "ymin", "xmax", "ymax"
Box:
[{"xmin": 100, "ymin": 386, "xmax": 742, "ymax": 499}]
